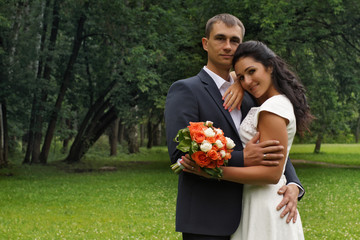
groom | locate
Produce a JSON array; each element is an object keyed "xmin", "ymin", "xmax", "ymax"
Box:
[{"xmin": 165, "ymin": 13, "xmax": 303, "ymax": 239}]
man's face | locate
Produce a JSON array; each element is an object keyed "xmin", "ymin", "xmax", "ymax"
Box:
[{"xmin": 202, "ymin": 21, "xmax": 243, "ymax": 73}]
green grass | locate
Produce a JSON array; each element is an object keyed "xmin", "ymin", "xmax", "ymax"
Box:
[
  {"xmin": 290, "ymin": 143, "xmax": 360, "ymax": 165},
  {"xmin": 1, "ymin": 147, "xmax": 181, "ymax": 239},
  {"xmin": 1, "ymin": 143, "xmax": 359, "ymax": 239},
  {"xmin": 296, "ymin": 166, "xmax": 360, "ymax": 239}
]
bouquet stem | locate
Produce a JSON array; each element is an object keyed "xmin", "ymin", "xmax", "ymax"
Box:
[{"xmin": 170, "ymin": 159, "xmax": 185, "ymax": 174}]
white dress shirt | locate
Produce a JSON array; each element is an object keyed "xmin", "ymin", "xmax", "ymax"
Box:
[{"xmin": 203, "ymin": 66, "xmax": 242, "ymax": 133}]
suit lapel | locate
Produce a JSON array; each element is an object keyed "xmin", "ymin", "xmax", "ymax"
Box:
[{"xmin": 198, "ymin": 70, "xmax": 240, "ymax": 139}]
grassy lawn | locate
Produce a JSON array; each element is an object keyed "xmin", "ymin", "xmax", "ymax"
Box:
[
  {"xmin": 290, "ymin": 143, "xmax": 360, "ymax": 165},
  {"xmin": 0, "ymin": 143, "xmax": 359, "ymax": 239}
]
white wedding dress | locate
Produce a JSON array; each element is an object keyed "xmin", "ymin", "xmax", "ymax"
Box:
[{"xmin": 231, "ymin": 95, "xmax": 304, "ymax": 240}]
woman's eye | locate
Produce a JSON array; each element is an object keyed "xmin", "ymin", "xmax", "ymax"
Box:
[{"xmin": 239, "ymin": 76, "xmax": 244, "ymax": 81}]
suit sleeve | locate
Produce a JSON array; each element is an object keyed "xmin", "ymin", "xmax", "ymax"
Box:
[
  {"xmin": 165, "ymin": 80, "xmax": 199, "ymax": 164},
  {"xmin": 284, "ymin": 157, "xmax": 305, "ymax": 199}
]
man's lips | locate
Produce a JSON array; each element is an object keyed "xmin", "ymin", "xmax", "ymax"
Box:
[{"xmin": 220, "ymin": 54, "xmax": 233, "ymax": 58}]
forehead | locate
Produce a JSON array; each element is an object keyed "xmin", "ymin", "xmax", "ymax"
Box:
[
  {"xmin": 209, "ymin": 22, "xmax": 243, "ymax": 39},
  {"xmin": 234, "ymin": 57, "xmax": 261, "ymax": 72}
]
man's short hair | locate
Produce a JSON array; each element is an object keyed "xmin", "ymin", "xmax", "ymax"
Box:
[{"xmin": 205, "ymin": 13, "xmax": 245, "ymax": 39}]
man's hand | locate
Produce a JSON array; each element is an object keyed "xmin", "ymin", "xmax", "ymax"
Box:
[
  {"xmin": 243, "ymin": 132, "xmax": 284, "ymax": 167},
  {"xmin": 277, "ymin": 184, "xmax": 300, "ymax": 223}
]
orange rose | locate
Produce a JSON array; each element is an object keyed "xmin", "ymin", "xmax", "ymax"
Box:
[
  {"xmin": 216, "ymin": 135, "xmax": 226, "ymax": 144},
  {"xmin": 207, "ymin": 160, "xmax": 217, "ymax": 169},
  {"xmin": 207, "ymin": 149, "xmax": 220, "ymax": 161},
  {"xmin": 192, "ymin": 131, "xmax": 205, "ymax": 143},
  {"xmin": 191, "ymin": 151, "xmax": 211, "ymax": 167},
  {"xmin": 206, "ymin": 136, "xmax": 216, "ymax": 144},
  {"xmin": 217, "ymin": 159, "xmax": 224, "ymax": 167},
  {"xmin": 224, "ymin": 152, "xmax": 232, "ymax": 160},
  {"xmin": 188, "ymin": 122, "xmax": 205, "ymax": 133}
]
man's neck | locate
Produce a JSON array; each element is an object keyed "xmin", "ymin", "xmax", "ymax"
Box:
[{"xmin": 206, "ymin": 64, "xmax": 231, "ymax": 81}]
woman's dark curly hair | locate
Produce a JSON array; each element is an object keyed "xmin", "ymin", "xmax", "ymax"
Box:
[{"xmin": 232, "ymin": 40, "xmax": 313, "ymax": 134}]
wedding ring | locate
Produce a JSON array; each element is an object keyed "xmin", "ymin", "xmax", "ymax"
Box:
[
  {"xmin": 192, "ymin": 166, "xmax": 195, "ymax": 170},
  {"xmin": 263, "ymin": 154, "xmax": 267, "ymax": 159},
  {"xmin": 229, "ymin": 91, "xmax": 233, "ymax": 95}
]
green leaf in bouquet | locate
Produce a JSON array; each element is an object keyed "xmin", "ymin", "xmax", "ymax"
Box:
[
  {"xmin": 174, "ymin": 128, "xmax": 191, "ymax": 143},
  {"xmin": 203, "ymin": 167, "xmax": 223, "ymax": 179},
  {"xmin": 176, "ymin": 139, "xmax": 192, "ymax": 152},
  {"xmin": 189, "ymin": 141, "xmax": 199, "ymax": 155}
]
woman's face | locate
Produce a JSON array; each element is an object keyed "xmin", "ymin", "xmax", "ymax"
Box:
[{"xmin": 234, "ymin": 56, "xmax": 278, "ymax": 103}]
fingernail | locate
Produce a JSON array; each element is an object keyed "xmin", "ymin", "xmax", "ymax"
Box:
[{"xmin": 229, "ymin": 109, "xmax": 232, "ymax": 112}]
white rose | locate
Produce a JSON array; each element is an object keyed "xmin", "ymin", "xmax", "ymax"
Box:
[
  {"xmin": 200, "ymin": 140, "xmax": 212, "ymax": 152},
  {"xmin": 204, "ymin": 128, "xmax": 215, "ymax": 137},
  {"xmin": 215, "ymin": 139, "xmax": 224, "ymax": 149},
  {"xmin": 225, "ymin": 137, "xmax": 236, "ymax": 149},
  {"xmin": 214, "ymin": 128, "xmax": 223, "ymax": 135},
  {"xmin": 205, "ymin": 121, "xmax": 213, "ymax": 127},
  {"xmin": 220, "ymin": 150, "xmax": 226, "ymax": 158}
]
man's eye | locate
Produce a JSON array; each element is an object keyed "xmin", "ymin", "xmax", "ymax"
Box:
[{"xmin": 249, "ymin": 69, "xmax": 255, "ymax": 74}]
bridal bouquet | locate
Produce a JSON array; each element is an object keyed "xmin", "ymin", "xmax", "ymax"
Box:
[{"xmin": 170, "ymin": 121, "xmax": 235, "ymax": 178}]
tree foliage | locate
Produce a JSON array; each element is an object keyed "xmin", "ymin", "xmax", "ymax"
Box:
[{"xmin": 0, "ymin": 0, "xmax": 359, "ymax": 166}]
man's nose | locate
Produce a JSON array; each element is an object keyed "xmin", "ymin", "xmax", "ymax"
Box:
[{"xmin": 224, "ymin": 39, "xmax": 231, "ymax": 50}]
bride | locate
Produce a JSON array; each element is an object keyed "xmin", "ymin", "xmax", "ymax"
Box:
[{"xmin": 182, "ymin": 40, "xmax": 313, "ymax": 239}]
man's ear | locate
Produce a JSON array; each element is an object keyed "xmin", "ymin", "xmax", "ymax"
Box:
[{"xmin": 202, "ymin": 37, "xmax": 208, "ymax": 52}]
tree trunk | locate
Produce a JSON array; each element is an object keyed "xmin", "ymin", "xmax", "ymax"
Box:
[
  {"xmin": 118, "ymin": 120, "xmax": 124, "ymax": 144},
  {"xmin": 109, "ymin": 118, "xmax": 120, "ymax": 156},
  {"xmin": 355, "ymin": 115, "xmax": 360, "ymax": 143},
  {"xmin": 139, "ymin": 124, "xmax": 145, "ymax": 147},
  {"xmin": 23, "ymin": 95, "xmax": 37, "ymax": 164},
  {"xmin": 65, "ymin": 105, "xmax": 117, "ymax": 163},
  {"xmin": 128, "ymin": 124, "xmax": 139, "ymax": 153},
  {"xmin": 0, "ymin": 103, "xmax": 8, "ymax": 167},
  {"xmin": 61, "ymin": 118, "xmax": 73, "ymax": 154},
  {"xmin": 147, "ymin": 121, "xmax": 153, "ymax": 149},
  {"xmin": 314, "ymin": 133, "xmax": 323, "ymax": 153},
  {"xmin": 27, "ymin": 0, "xmax": 59, "ymax": 164},
  {"xmin": 65, "ymin": 80, "xmax": 117, "ymax": 163},
  {"xmin": 40, "ymin": 4, "xmax": 87, "ymax": 164},
  {"xmin": 153, "ymin": 123, "xmax": 162, "ymax": 146}
]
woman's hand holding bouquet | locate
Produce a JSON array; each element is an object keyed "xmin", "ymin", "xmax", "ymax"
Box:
[{"xmin": 170, "ymin": 121, "xmax": 235, "ymax": 179}]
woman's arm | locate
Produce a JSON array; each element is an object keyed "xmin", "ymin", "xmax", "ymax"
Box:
[
  {"xmin": 183, "ymin": 111, "xmax": 288, "ymax": 185},
  {"xmin": 222, "ymin": 111, "xmax": 288, "ymax": 184}
]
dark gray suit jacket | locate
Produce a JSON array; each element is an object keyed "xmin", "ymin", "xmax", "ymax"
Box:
[{"xmin": 165, "ymin": 69, "xmax": 302, "ymax": 236}]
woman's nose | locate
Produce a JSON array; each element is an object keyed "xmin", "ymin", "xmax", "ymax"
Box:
[{"xmin": 243, "ymin": 76, "xmax": 252, "ymax": 85}]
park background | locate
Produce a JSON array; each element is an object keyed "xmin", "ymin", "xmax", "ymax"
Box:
[{"xmin": 0, "ymin": 0, "xmax": 359, "ymax": 239}]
